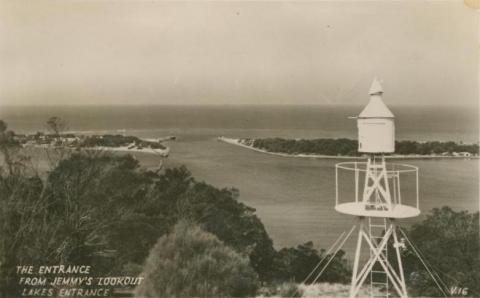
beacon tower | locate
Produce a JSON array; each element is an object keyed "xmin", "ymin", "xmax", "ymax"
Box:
[{"xmin": 335, "ymin": 78, "xmax": 420, "ymax": 298}]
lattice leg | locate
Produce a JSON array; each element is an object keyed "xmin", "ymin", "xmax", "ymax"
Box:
[{"xmin": 349, "ymin": 218, "xmax": 408, "ymax": 298}]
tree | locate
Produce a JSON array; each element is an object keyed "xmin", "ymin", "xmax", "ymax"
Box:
[
  {"xmin": 273, "ymin": 241, "xmax": 350, "ymax": 284},
  {"xmin": 179, "ymin": 181, "xmax": 277, "ymax": 281},
  {"xmin": 46, "ymin": 116, "xmax": 67, "ymax": 137},
  {"xmin": 41, "ymin": 151, "xmax": 152, "ymax": 264},
  {"xmin": 0, "ymin": 120, "xmax": 27, "ymax": 176},
  {"xmin": 0, "ymin": 148, "xmax": 157, "ymax": 296},
  {"xmin": 45, "ymin": 116, "xmax": 70, "ymax": 167},
  {"xmin": 0, "ymin": 174, "xmax": 44, "ymax": 296},
  {"xmin": 401, "ymin": 207, "xmax": 479, "ymax": 297},
  {"xmin": 0, "ymin": 121, "xmax": 43, "ymax": 296},
  {"xmin": 135, "ymin": 221, "xmax": 258, "ymax": 297},
  {"xmin": 0, "ymin": 135, "xmax": 276, "ymax": 295}
]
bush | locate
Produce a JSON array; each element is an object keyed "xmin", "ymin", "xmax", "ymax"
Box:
[
  {"xmin": 135, "ymin": 221, "xmax": 259, "ymax": 297},
  {"xmin": 401, "ymin": 207, "xmax": 479, "ymax": 297},
  {"xmin": 180, "ymin": 181, "xmax": 277, "ymax": 281},
  {"xmin": 273, "ymin": 242, "xmax": 350, "ymax": 284}
]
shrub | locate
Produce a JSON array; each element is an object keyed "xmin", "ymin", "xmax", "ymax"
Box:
[
  {"xmin": 135, "ymin": 221, "xmax": 259, "ymax": 297},
  {"xmin": 273, "ymin": 241, "xmax": 350, "ymax": 284},
  {"xmin": 401, "ymin": 207, "xmax": 479, "ymax": 297},
  {"xmin": 180, "ymin": 181, "xmax": 276, "ymax": 281}
]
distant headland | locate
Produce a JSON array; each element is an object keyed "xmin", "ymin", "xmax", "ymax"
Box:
[
  {"xmin": 218, "ymin": 137, "xmax": 479, "ymax": 159},
  {"xmin": 13, "ymin": 132, "xmax": 174, "ymax": 156}
]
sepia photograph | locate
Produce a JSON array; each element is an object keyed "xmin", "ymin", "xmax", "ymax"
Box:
[{"xmin": 0, "ymin": 1, "xmax": 478, "ymax": 297}]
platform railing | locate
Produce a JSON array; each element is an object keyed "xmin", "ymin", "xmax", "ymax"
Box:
[{"xmin": 335, "ymin": 162, "xmax": 419, "ymax": 211}]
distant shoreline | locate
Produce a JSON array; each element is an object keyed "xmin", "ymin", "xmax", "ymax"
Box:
[
  {"xmin": 218, "ymin": 137, "xmax": 362, "ymax": 159},
  {"xmin": 18, "ymin": 133, "xmax": 174, "ymax": 157},
  {"xmin": 217, "ymin": 137, "xmax": 479, "ymax": 160},
  {"xmin": 26, "ymin": 143, "xmax": 171, "ymax": 156}
]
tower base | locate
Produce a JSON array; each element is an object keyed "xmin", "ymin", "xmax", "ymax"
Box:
[{"xmin": 349, "ymin": 217, "xmax": 408, "ymax": 298}]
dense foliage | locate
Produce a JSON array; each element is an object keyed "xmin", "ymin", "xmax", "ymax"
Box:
[
  {"xmin": 395, "ymin": 140, "xmax": 478, "ymax": 155},
  {"xmin": 273, "ymin": 241, "xmax": 350, "ymax": 284},
  {"xmin": 401, "ymin": 207, "xmax": 479, "ymax": 297},
  {"xmin": 252, "ymin": 138, "xmax": 358, "ymax": 156},
  {"xmin": 135, "ymin": 221, "xmax": 258, "ymax": 297},
  {"xmin": 0, "ymin": 152, "xmax": 277, "ymax": 296},
  {"xmin": 0, "ymin": 120, "xmax": 283, "ymax": 297},
  {"xmin": 249, "ymin": 138, "xmax": 479, "ymax": 156}
]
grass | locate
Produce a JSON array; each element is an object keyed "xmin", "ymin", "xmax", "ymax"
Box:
[
  {"xmin": 299, "ymin": 283, "xmax": 383, "ymax": 297},
  {"xmin": 257, "ymin": 282, "xmax": 384, "ymax": 298}
]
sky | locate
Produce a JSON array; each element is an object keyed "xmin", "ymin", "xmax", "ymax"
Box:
[{"xmin": 0, "ymin": 0, "xmax": 478, "ymax": 106}]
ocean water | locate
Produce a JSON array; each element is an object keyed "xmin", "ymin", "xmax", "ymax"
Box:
[
  {"xmin": 1, "ymin": 105, "xmax": 478, "ymax": 142},
  {"xmin": 0, "ymin": 105, "xmax": 478, "ymax": 255}
]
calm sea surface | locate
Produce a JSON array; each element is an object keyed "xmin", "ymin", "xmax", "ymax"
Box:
[{"xmin": 1, "ymin": 105, "xmax": 478, "ymax": 255}]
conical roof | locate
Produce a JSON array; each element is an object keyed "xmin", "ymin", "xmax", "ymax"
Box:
[
  {"xmin": 369, "ymin": 77, "xmax": 383, "ymax": 95},
  {"xmin": 358, "ymin": 78, "xmax": 394, "ymax": 118}
]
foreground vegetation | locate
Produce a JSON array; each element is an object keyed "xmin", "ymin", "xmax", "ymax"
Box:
[
  {"xmin": 135, "ymin": 222, "xmax": 259, "ymax": 297},
  {"xmin": 0, "ymin": 120, "xmax": 350, "ymax": 297},
  {"xmin": 0, "ymin": 119, "xmax": 478, "ymax": 297},
  {"xmin": 401, "ymin": 206, "xmax": 479, "ymax": 297},
  {"xmin": 243, "ymin": 138, "xmax": 479, "ymax": 157}
]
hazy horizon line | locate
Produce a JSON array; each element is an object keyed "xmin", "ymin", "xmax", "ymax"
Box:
[{"xmin": 1, "ymin": 102, "xmax": 478, "ymax": 108}]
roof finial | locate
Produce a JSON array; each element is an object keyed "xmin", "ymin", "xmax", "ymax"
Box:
[{"xmin": 369, "ymin": 77, "xmax": 383, "ymax": 95}]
